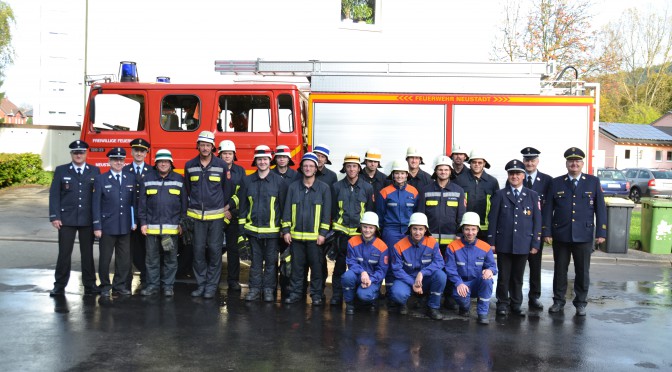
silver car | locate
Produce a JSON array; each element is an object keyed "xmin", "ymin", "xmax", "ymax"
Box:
[{"xmin": 623, "ymin": 168, "xmax": 672, "ymax": 203}]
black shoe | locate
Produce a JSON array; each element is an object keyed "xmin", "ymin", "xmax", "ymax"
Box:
[
  {"xmin": 84, "ymin": 287, "xmax": 101, "ymax": 296},
  {"xmin": 477, "ymin": 314, "xmax": 490, "ymax": 325},
  {"xmin": 228, "ymin": 281, "xmax": 242, "ymax": 291},
  {"xmin": 284, "ymin": 295, "xmax": 301, "ymax": 304},
  {"xmin": 549, "ymin": 303, "xmax": 564, "ymax": 313},
  {"xmin": 529, "ymin": 298, "xmax": 544, "ymax": 310},
  {"xmin": 140, "ymin": 287, "xmax": 158, "ymax": 296},
  {"xmin": 163, "ymin": 289, "xmax": 174, "ymax": 297},
  {"xmin": 399, "ymin": 304, "xmax": 409, "ymax": 315},
  {"xmin": 99, "ymin": 289, "xmax": 111, "ymax": 297},
  {"xmin": 330, "ymin": 297, "xmax": 343, "ymax": 306},
  {"xmin": 49, "ymin": 288, "xmax": 65, "ymax": 297},
  {"xmin": 427, "ymin": 307, "xmax": 443, "ymax": 320},
  {"xmin": 245, "ymin": 289, "xmax": 261, "ymax": 301},
  {"xmin": 113, "ymin": 289, "xmax": 131, "ymax": 296},
  {"xmin": 575, "ymin": 306, "xmax": 587, "ymax": 316},
  {"xmin": 191, "ymin": 287, "xmax": 205, "ymax": 297},
  {"xmin": 458, "ymin": 307, "xmax": 470, "ymax": 317},
  {"xmin": 496, "ymin": 307, "xmax": 508, "ymax": 316},
  {"xmin": 345, "ymin": 303, "xmax": 355, "ymax": 315},
  {"xmin": 263, "ymin": 289, "xmax": 275, "ymax": 302},
  {"xmin": 511, "ymin": 308, "xmax": 526, "ymax": 317},
  {"xmin": 203, "ymin": 291, "xmax": 216, "ymax": 299},
  {"xmin": 311, "ymin": 297, "xmax": 323, "ymax": 306}
]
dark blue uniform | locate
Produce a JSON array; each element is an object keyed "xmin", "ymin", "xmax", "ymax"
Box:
[
  {"xmin": 488, "ymin": 187, "xmax": 541, "ymax": 312},
  {"xmin": 544, "ymin": 173, "xmax": 606, "ymax": 309},
  {"xmin": 525, "ymin": 170, "xmax": 552, "ymax": 304},
  {"xmin": 359, "ymin": 168, "xmax": 389, "ymax": 196},
  {"xmin": 49, "ymin": 162, "xmax": 100, "ymax": 293},
  {"xmin": 123, "ymin": 162, "xmax": 150, "ymax": 290},
  {"xmin": 93, "ymin": 171, "xmax": 137, "ymax": 294},
  {"xmin": 455, "ymin": 171, "xmax": 499, "ymax": 239},
  {"xmin": 224, "ymin": 162, "xmax": 247, "ymax": 288}
]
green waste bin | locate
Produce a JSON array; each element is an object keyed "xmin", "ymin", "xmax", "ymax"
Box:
[
  {"xmin": 603, "ymin": 197, "xmax": 635, "ymax": 253},
  {"xmin": 640, "ymin": 198, "xmax": 672, "ymax": 254}
]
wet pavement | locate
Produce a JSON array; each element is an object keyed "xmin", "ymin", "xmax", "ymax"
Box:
[{"xmin": 1, "ymin": 186, "xmax": 672, "ymax": 371}]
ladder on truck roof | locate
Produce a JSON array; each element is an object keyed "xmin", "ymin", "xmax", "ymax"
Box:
[{"xmin": 214, "ymin": 59, "xmax": 577, "ymax": 95}]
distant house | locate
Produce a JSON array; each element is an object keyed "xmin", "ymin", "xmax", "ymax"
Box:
[
  {"xmin": 599, "ymin": 123, "xmax": 672, "ymax": 169},
  {"xmin": 0, "ymin": 98, "xmax": 27, "ymax": 125},
  {"xmin": 651, "ymin": 111, "xmax": 672, "ymax": 128}
]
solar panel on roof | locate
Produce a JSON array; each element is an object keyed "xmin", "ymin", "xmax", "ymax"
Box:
[{"xmin": 599, "ymin": 123, "xmax": 672, "ymax": 141}]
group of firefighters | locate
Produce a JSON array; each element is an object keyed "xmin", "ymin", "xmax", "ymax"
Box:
[{"xmin": 48, "ymin": 130, "xmax": 606, "ymax": 324}]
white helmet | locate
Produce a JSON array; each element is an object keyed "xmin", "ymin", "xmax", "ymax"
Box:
[
  {"xmin": 468, "ymin": 149, "xmax": 491, "ymax": 169},
  {"xmin": 433, "ymin": 155, "xmax": 452, "ymax": 169},
  {"xmin": 408, "ymin": 212, "xmax": 429, "ymax": 229},
  {"xmin": 459, "ymin": 212, "xmax": 481, "ymax": 231},
  {"xmin": 451, "ymin": 144, "xmax": 470, "ymax": 160},
  {"xmin": 219, "ymin": 140, "xmax": 236, "ymax": 153},
  {"xmin": 252, "ymin": 145, "xmax": 273, "ymax": 166},
  {"xmin": 406, "ymin": 146, "xmax": 425, "ymax": 164},
  {"xmin": 197, "ymin": 131, "xmax": 215, "ymax": 145},
  {"xmin": 387, "ymin": 159, "xmax": 409, "ymax": 180},
  {"xmin": 360, "ymin": 211, "xmax": 379, "ymax": 228},
  {"xmin": 154, "ymin": 149, "xmax": 173, "ymax": 164}
]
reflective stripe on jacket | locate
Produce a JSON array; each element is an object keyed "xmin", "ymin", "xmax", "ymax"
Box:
[
  {"xmin": 237, "ymin": 171, "xmax": 288, "ymax": 238},
  {"xmin": 281, "ymin": 178, "xmax": 332, "ymax": 241},
  {"xmin": 184, "ymin": 155, "xmax": 233, "ymax": 220},
  {"xmin": 138, "ymin": 170, "xmax": 187, "ymax": 235},
  {"xmin": 332, "ymin": 177, "xmax": 374, "ymax": 236},
  {"xmin": 416, "ymin": 181, "xmax": 466, "ymax": 245},
  {"xmin": 455, "ymin": 171, "xmax": 499, "ymax": 230}
]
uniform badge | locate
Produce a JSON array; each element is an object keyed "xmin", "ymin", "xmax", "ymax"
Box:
[
  {"xmin": 589, "ymin": 199, "xmax": 594, "ymax": 205},
  {"xmin": 64, "ymin": 183, "xmax": 70, "ymax": 190},
  {"xmin": 384, "ymin": 256, "xmax": 389, "ymax": 265}
]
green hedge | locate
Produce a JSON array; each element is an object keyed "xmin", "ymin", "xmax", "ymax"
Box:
[{"xmin": 0, "ymin": 153, "xmax": 49, "ymax": 187}]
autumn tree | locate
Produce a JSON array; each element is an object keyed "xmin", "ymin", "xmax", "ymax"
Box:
[{"xmin": 0, "ymin": 1, "xmax": 13, "ymax": 77}]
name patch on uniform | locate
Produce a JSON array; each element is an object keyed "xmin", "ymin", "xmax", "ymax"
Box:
[
  {"xmin": 104, "ymin": 185, "xmax": 112, "ymax": 189},
  {"xmin": 63, "ymin": 177, "xmax": 71, "ymax": 180}
]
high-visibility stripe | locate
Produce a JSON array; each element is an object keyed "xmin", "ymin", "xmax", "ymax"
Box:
[
  {"xmin": 169, "ymin": 188, "xmax": 180, "ymax": 195},
  {"xmin": 186, "ymin": 167, "xmax": 201, "ymax": 173},
  {"xmin": 432, "ymin": 233, "xmax": 456, "ymax": 245},
  {"xmin": 209, "ymin": 175, "xmax": 221, "ymax": 182},
  {"xmin": 146, "ymin": 224, "xmax": 179, "ymax": 235},
  {"xmin": 190, "ymin": 176, "xmax": 199, "ymax": 182},
  {"xmin": 482, "ymin": 194, "xmax": 491, "ymax": 230},
  {"xmin": 210, "ymin": 167, "xmax": 225, "ymax": 173},
  {"xmin": 314, "ymin": 205, "xmax": 321, "ymax": 234},
  {"xmin": 144, "ymin": 180, "xmax": 183, "ymax": 187},
  {"xmin": 269, "ymin": 196, "xmax": 277, "ymax": 230},
  {"xmin": 332, "ymin": 223, "xmax": 359, "ymax": 236},
  {"xmin": 146, "ymin": 189, "xmax": 158, "ymax": 195},
  {"xmin": 245, "ymin": 225, "xmax": 281, "ymax": 234},
  {"xmin": 187, "ymin": 208, "xmax": 225, "ymax": 220},
  {"xmin": 426, "ymin": 200, "xmax": 438, "ymax": 206}
]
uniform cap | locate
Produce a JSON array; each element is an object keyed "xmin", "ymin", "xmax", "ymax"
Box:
[
  {"xmin": 130, "ymin": 138, "xmax": 150, "ymax": 151},
  {"xmin": 564, "ymin": 147, "xmax": 585, "ymax": 160},
  {"xmin": 360, "ymin": 211, "xmax": 379, "ymax": 229},
  {"xmin": 406, "ymin": 147, "xmax": 425, "ymax": 164},
  {"xmin": 218, "ymin": 140, "xmax": 238, "ymax": 161},
  {"xmin": 387, "ymin": 160, "xmax": 409, "ymax": 180},
  {"xmin": 450, "ymin": 144, "xmax": 470, "ymax": 160},
  {"xmin": 459, "ymin": 212, "xmax": 481, "ymax": 231},
  {"xmin": 313, "ymin": 144, "xmax": 332, "ymax": 164},
  {"xmin": 69, "ymin": 140, "xmax": 89, "ymax": 152},
  {"xmin": 272, "ymin": 145, "xmax": 295, "ymax": 166},
  {"xmin": 505, "ymin": 159, "xmax": 525, "ymax": 173},
  {"xmin": 107, "ymin": 147, "xmax": 126, "ymax": 158},
  {"xmin": 362, "ymin": 148, "xmax": 383, "ymax": 167},
  {"xmin": 521, "ymin": 147, "xmax": 541, "ymax": 159},
  {"xmin": 468, "ymin": 149, "xmax": 491, "ymax": 169},
  {"xmin": 196, "ymin": 131, "xmax": 215, "ymax": 145},
  {"xmin": 252, "ymin": 145, "xmax": 273, "ymax": 167},
  {"xmin": 154, "ymin": 149, "xmax": 173, "ymax": 164}
]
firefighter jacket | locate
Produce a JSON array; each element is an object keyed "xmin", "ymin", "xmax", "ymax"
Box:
[
  {"xmin": 408, "ymin": 169, "xmax": 432, "ymax": 190},
  {"xmin": 138, "ymin": 170, "xmax": 186, "ymax": 235},
  {"xmin": 376, "ymin": 183, "xmax": 418, "ymax": 235},
  {"xmin": 332, "ymin": 177, "xmax": 375, "ymax": 236},
  {"xmin": 271, "ymin": 166, "xmax": 299, "ymax": 185},
  {"xmin": 317, "ymin": 167, "xmax": 338, "ymax": 189},
  {"xmin": 49, "ymin": 163, "xmax": 100, "ymax": 226},
  {"xmin": 359, "ymin": 168, "xmax": 389, "ymax": 196},
  {"xmin": 184, "ymin": 155, "xmax": 233, "ymax": 221},
  {"xmin": 237, "ymin": 171, "xmax": 288, "ymax": 238},
  {"xmin": 391, "ymin": 236, "xmax": 445, "ymax": 287},
  {"xmin": 226, "ymin": 162, "xmax": 247, "ymax": 220},
  {"xmin": 346, "ymin": 235, "xmax": 389, "ymax": 285},
  {"xmin": 543, "ymin": 173, "xmax": 607, "ymax": 243},
  {"xmin": 487, "ymin": 187, "xmax": 542, "ymax": 254},
  {"xmin": 92, "ymin": 171, "xmax": 136, "ymax": 235},
  {"xmin": 455, "ymin": 171, "xmax": 499, "ymax": 230},
  {"xmin": 416, "ymin": 181, "xmax": 466, "ymax": 245},
  {"xmin": 281, "ymin": 179, "xmax": 332, "ymax": 241},
  {"xmin": 445, "ymin": 238, "xmax": 497, "ymax": 286}
]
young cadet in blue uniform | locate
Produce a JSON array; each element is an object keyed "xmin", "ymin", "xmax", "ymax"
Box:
[
  {"xmin": 330, "ymin": 152, "xmax": 375, "ymax": 305},
  {"xmin": 445, "ymin": 212, "xmax": 497, "ymax": 325},
  {"xmin": 416, "ymin": 155, "xmax": 466, "ymax": 310},
  {"xmin": 488, "ymin": 159, "xmax": 542, "ymax": 317},
  {"xmin": 238, "ymin": 145, "xmax": 288, "ymax": 302},
  {"xmin": 92, "ymin": 147, "xmax": 137, "ymax": 297},
  {"xmin": 342, "ymin": 212, "xmax": 388, "ymax": 315},
  {"xmin": 184, "ymin": 131, "xmax": 234, "ymax": 299},
  {"xmin": 122, "ymin": 138, "xmax": 150, "ymax": 292},
  {"xmin": 219, "ymin": 140, "xmax": 246, "ymax": 291},
  {"xmin": 138, "ymin": 149, "xmax": 186, "ymax": 297},
  {"xmin": 282, "ymin": 152, "xmax": 332, "ymax": 306},
  {"xmin": 271, "ymin": 145, "xmax": 298, "ymax": 184},
  {"xmin": 544, "ymin": 147, "xmax": 606, "ymax": 316},
  {"xmin": 389, "ymin": 213, "xmax": 447, "ymax": 320},
  {"xmin": 455, "ymin": 150, "xmax": 499, "ymax": 241},
  {"xmin": 406, "ymin": 147, "xmax": 432, "ymax": 190},
  {"xmin": 521, "ymin": 146, "xmax": 553, "ymax": 310},
  {"xmin": 48, "ymin": 140, "xmax": 100, "ymax": 296},
  {"xmin": 376, "ymin": 160, "xmax": 418, "ymax": 294},
  {"xmin": 359, "ymin": 148, "xmax": 389, "ymax": 196}
]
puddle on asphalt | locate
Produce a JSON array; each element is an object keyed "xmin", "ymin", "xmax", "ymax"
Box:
[{"xmin": 591, "ymin": 307, "xmax": 650, "ymax": 324}]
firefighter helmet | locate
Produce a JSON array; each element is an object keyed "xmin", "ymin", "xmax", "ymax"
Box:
[
  {"xmin": 196, "ymin": 131, "xmax": 215, "ymax": 145},
  {"xmin": 459, "ymin": 212, "xmax": 481, "ymax": 231},
  {"xmin": 360, "ymin": 211, "xmax": 379, "ymax": 229}
]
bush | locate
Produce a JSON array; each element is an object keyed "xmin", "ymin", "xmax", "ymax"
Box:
[{"xmin": 0, "ymin": 153, "xmax": 46, "ymax": 188}]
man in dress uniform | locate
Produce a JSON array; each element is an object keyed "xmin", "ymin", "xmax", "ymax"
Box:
[
  {"xmin": 520, "ymin": 146, "xmax": 552, "ymax": 310},
  {"xmin": 122, "ymin": 138, "xmax": 150, "ymax": 291},
  {"xmin": 48, "ymin": 140, "xmax": 100, "ymax": 296},
  {"xmin": 93, "ymin": 147, "xmax": 137, "ymax": 297},
  {"xmin": 488, "ymin": 159, "xmax": 542, "ymax": 317},
  {"xmin": 544, "ymin": 147, "xmax": 606, "ymax": 316}
]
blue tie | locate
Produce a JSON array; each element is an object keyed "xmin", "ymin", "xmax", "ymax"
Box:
[
  {"xmin": 116, "ymin": 174, "xmax": 121, "ymax": 185},
  {"xmin": 572, "ymin": 178, "xmax": 578, "ymax": 191},
  {"xmin": 513, "ymin": 189, "xmax": 519, "ymax": 199}
]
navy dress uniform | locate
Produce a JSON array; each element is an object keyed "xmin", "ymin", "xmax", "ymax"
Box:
[
  {"xmin": 93, "ymin": 147, "xmax": 137, "ymax": 296},
  {"xmin": 48, "ymin": 140, "xmax": 100, "ymax": 295},
  {"xmin": 544, "ymin": 148, "xmax": 606, "ymax": 315},
  {"xmin": 521, "ymin": 146, "xmax": 553, "ymax": 309},
  {"xmin": 123, "ymin": 138, "xmax": 151, "ymax": 291},
  {"xmin": 488, "ymin": 159, "xmax": 542, "ymax": 316}
]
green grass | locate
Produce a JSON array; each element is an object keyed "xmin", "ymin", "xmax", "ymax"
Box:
[{"xmin": 629, "ymin": 209, "xmax": 641, "ymax": 249}]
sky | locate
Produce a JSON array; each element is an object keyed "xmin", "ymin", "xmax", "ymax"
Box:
[{"xmin": 2, "ymin": 0, "xmax": 669, "ymax": 109}]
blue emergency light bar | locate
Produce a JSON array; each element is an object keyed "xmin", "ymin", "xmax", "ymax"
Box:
[
  {"xmin": 156, "ymin": 76, "xmax": 170, "ymax": 83},
  {"xmin": 119, "ymin": 61, "xmax": 138, "ymax": 82}
]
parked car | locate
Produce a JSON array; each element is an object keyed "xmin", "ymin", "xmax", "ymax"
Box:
[
  {"xmin": 596, "ymin": 168, "xmax": 630, "ymax": 198},
  {"xmin": 623, "ymin": 168, "xmax": 672, "ymax": 203}
]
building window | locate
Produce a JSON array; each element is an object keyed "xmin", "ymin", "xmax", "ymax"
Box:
[
  {"xmin": 624, "ymin": 149, "xmax": 630, "ymax": 159},
  {"xmin": 656, "ymin": 150, "xmax": 662, "ymax": 161},
  {"xmin": 667, "ymin": 151, "xmax": 672, "ymax": 161}
]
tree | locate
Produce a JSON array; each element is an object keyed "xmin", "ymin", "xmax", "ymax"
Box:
[
  {"xmin": 621, "ymin": 102, "xmax": 662, "ymax": 124},
  {"xmin": 0, "ymin": 1, "xmax": 13, "ymax": 78}
]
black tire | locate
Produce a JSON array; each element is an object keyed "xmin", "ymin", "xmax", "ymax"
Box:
[{"xmin": 629, "ymin": 187, "xmax": 641, "ymax": 203}]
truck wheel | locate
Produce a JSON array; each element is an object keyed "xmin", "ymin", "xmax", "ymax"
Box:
[{"xmin": 629, "ymin": 188, "xmax": 641, "ymax": 203}]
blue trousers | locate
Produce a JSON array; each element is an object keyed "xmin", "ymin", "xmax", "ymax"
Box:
[
  {"xmin": 192, "ymin": 218, "xmax": 224, "ymax": 293},
  {"xmin": 381, "ymin": 228, "xmax": 406, "ymax": 285},
  {"xmin": 145, "ymin": 235, "xmax": 178, "ymax": 290},
  {"xmin": 342, "ymin": 270, "xmax": 382, "ymax": 303},
  {"xmin": 390, "ymin": 270, "xmax": 447, "ymax": 309},
  {"xmin": 249, "ymin": 236, "xmax": 279, "ymax": 290},
  {"xmin": 453, "ymin": 276, "xmax": 493, "ymax": 315}
]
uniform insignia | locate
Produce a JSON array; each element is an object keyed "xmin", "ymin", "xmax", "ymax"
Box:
[
  {"xmin": 384, "ymin": 256, "xmax": 388, "ymax": 265},
  {"xmin": 536, "ymin": 177, "xmax": 540, "ymax": 181},
  {"xmin": 104, "ymin": 185, "xmax": 112, "ymax": 189},
  {"xmin": 64, "ymin": 183, "xmax": 70, "ymax": 190},
  {"xmin": 602, "ymin": 224, "xmax": 607, "ymax": 229}
]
